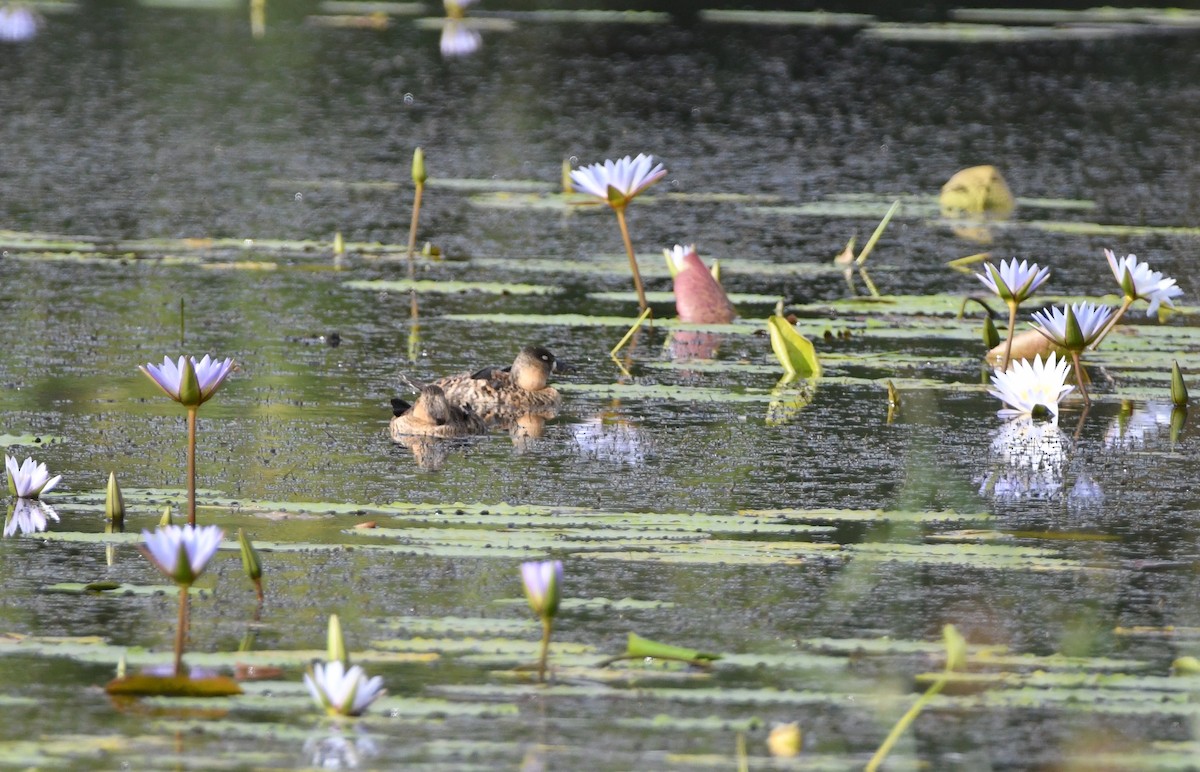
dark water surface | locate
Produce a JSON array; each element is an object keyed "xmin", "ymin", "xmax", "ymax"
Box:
[{"xmin": 2, "ymin": 4, "xmax": 1200, "ymax": 769}]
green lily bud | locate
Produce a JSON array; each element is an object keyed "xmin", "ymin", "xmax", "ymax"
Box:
[
  {"xmin": 160, "ymin": 504, "xmax": 173, "ymax": 526},
  {"xmin": 106, "ymin": 472, "xmax": 125, "ymax": 529},
  {"xmin": 982, "ymin": 316, "xmax": 1000, "ymax": 349},
  {"xmin": 327, "ymin": 614, "xmax": 348, "ymax": 666},
  {"xmin": 561, "ymin": 158, "xmax": 572, "ymax": 194},
  {"xmin": 1171, "ymin": 360, "xmax": 1189, "ymax": 407},
  {"xmin": 238, "ymin": 528, "xmax": 262, "ymax": 582},
  {"xmin": 411, "ymin": 147, "xmax": 427, "ymax": 186},
  {"xmin": 333, "ymin": 231, "xmax": 344, "ymax": 256}
]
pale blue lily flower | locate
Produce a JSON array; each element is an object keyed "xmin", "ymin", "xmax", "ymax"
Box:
[
  {"xmin": 5, "ymin": 454, "xmax": 62, "ymax": 499},
  {"xmin": 140, "ymin": 524, "xmax": 224, "ymax": 586},
  {"xmin": 139, "ymin": 355, "xmax": 236, "ymax": 408},
  {"xmin": 570, "ymin": 154, "xmax": 667, "ymax": 208}
]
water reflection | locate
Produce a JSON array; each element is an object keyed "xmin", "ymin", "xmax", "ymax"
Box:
[
  {"xmin": 0, "ymin": 5, "xmax": 40, "ymax": 42},
  {"xmin": 440, "ymin": 21, "xmax": 482, "ymax": 58},
  {"xmin": 766, "ymin": 375, "xmax": 817, "ymax": 427},
  {"xmin": 303, "ymin": 727, "xmax": 379, "ymax": 769},
  {"xmin": 4, "ymin": 499, "xmax": 59, "ymax": 537},
  {"xmin": 1104, "ymin": 401, "xmax": 1174, "ymax": 450},
  {"xmin": 569, "ymin": 410, "xmax": 646, "ymax": 464},
  {"xmin": 667, "ymin": 330, "xmax": 722, "ymax": 363},
  {"xmin": 978, "ymin": 418, "xmax": 1070, "ymax": 500}
]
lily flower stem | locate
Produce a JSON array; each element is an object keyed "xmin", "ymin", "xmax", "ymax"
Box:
[
  {"xmin": 1070, "ymin": 351, "xmax": 1091, "ymax": 407},
  {"xmin": 406, "ymin": 182, "xmax": 424, "ymax": 279},
  {"xmin": 174, "ymin": 586, "xmax": 190, "ymax": 678},
  {"xmin": 613, "ymin": 206, "xmax": 649, "ymax": 313},
  {"xmin": 537, "ymin": 617, "xmax": 553, "ymax": 684},
  {"xmin": 866, "ymin": 673, "xmax": 950, "ymax": 772},
  {"xmin": 186, "ymin": 408, "xmax": 198, "ymax": 527},
  {"xmin": 1001, "ymin": 300, "xmax": 1019, "ymax": 371},
  {"xmin": 1090, "ymin": 296, "xmax": 1132, "ymax": 350}
]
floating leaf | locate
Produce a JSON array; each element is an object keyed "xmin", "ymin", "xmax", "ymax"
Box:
[{"xmin": 105, "ymin": 673, "xmax": 243, "ymax": 697}]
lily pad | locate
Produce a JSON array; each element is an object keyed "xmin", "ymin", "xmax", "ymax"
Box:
[{"xmin": 343, "ymin": 278, "xmax": 560, "ymax": 295}]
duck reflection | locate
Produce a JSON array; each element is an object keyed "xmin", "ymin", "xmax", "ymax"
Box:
[
  {"xmin": 4, "ymin": 499, "xmax": 59, "ymax": 537},
  {"xmin": 388, "ymin": 385, "xmax": 488, "ymax": 471}
]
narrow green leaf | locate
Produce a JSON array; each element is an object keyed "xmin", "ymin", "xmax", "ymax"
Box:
[{"xmin": 766, "ymin": 315, "xmax": 821, "ymax": 378}]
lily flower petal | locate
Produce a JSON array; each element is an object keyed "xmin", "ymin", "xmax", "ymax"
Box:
[{"xmin": 1104, "ymin": 248, "xmax": 1183, "ymax": 316}]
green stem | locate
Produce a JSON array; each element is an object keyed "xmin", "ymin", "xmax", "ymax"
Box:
[
  {"xmin": 1090, "ymin": 296, "xmax": 1132, "ymax": 350},
  {"xmin": 174, "ymin": 585, "xmax": 190, "ymax": 678},
  {"xmin": 1071, "ymin": 350, "xmax": 1090, "ymax": 407},
  {"xmin": 1000, "ymin": 300, "xmax": 1018, "ymax": 371},
  {"xmin": 406, "ymin": 182, "xmax": 424, "ymax": 279},
  {"xmin": 537, "ymin": 617, "xmax": 553, "ymax": 683},
  {"xmin": 614, "ymin": 206, "xmax": 648, "ymax": 313},
  {"xmin": 186, "ymin": 408, "xmax": 198, "ymax": 527},
  {"xmin": 865, "ymin": 673, "xmax": 949, "ymax": 772}
]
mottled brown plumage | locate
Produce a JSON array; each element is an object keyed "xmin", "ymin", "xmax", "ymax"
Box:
[
  {"xmin": 389, "ymin": 385, "xmax": 487, "ymax": 440},
  {"xmin": 432, "ymin": 346, "xmax": 561, "ymax": 421}
]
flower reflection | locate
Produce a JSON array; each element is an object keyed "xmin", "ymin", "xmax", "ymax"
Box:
[
  {"xmin": 4, "ymin": 499, "xmax": 59, "ymax": 537},
  {"xmin": 569, "ymin": 413, "xmax": 646, "ymax": 464},
  {"xmin": 978, "ymin": 418, "xmax": 1069, "ymax": 500},
  {"xmin": 0, "ymin": 5, "xmax": 40, "ymax": 42},
  {"xmin": 303, "ymin": 728, "xmax": 380, "ymax": 769},
  {"xmin": 440, "ymin": 20, "xmax": 481, "ymax": 58},
  {"xmin": 1105, "ymin": 401, "xmax": 1173, "ymax": 450}
]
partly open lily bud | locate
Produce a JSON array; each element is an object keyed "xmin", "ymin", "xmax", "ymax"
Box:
[{"xmin": 412, "ymin": 147, "xmax": 427, "ymax": 186}]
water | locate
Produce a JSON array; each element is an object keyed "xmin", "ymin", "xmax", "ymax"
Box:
[{"xmin": 1, "ymin": 4, "xmax": 1200, "ymax": 768}]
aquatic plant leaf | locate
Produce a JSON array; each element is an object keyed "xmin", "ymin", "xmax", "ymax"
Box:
[
  {"xmin": 698, "ymin": 9, "xmax": 874, "ymax": 26},
  {"xmin": 343, "ymin": 279, "xmax": 559, "ymax": 295},
  {"xmin": 587, "ymin": 290, "xmax": 781, "ymax": 305},
  {"xmin": 625, "ymin": 632, "xmax": 721, "ymax": 662},
  {"xmin": 105, "ymin": 673, "xmax": 243, "ymax": 697},
  {"xmin": 0, "ymin": 433, "xmax": 63, "ymax": 447},
  {"xmin": 767, "ymin": 315, "xmax": 821, "ymax": 378}
]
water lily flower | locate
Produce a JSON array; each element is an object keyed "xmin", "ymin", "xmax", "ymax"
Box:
[
  {"xmin": 1031, "ymin": 303, "xmax": 1112, "ymax": 351},
  {"xmin": 140, "ymin": 524, "xmax": 224, "ymax": 586},
  {"xmin": 976, "ymin": 258, "xmax": 1050, "ymax": 305},
  {"xmin": 140, "ymin": 355, "xmax": 236, "ymax": 409},
  {"xmin": 4, "ymin": 499, "xmax": 59, "ymax": 537},
  {"xmin": 975, "ymin": 258, "xmax": 1051, "ymax": 369},
  {"xmin": 1105, "ymin": 249, "xmax": 1183, "ymax": 317},
  {"xmin": 305, "ymin": 660, "xmax": 386, "ymax": 717},
  {"xmin": 665, "ymin": 244, "xmax": 736, "ymax": 324},
  {"xmin": 570, "ymin": 154, "xmax": 666, "ymax": 209},
  {"xmin": 5, "ymin": 455, "xmax": 62, "ymax": 499},
  {"xmin": 521, "ymin": 560, "xmax": 563, "ymax": 620},
  {"xmin": 987, "ymin": 353, "xmax": 1074, "ymax": 420}
]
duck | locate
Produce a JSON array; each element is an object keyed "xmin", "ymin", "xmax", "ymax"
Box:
[
  {"xmin": 389, "ymin": 384, "xmax": 488, "ymax": 440},
  {"xmin": 432, "ymin": 346, "xmax": 562, "ymax": 420}
]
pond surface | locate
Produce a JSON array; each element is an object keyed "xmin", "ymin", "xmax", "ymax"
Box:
[{"xmin": 3, "ymin": 2, "xmax": 1200, "ymax": 769}]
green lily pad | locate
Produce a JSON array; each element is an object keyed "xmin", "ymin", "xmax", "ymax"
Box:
[
  {"xmin": 0, "ymin": 433, "xmax": 63, "ymax": 447},
  {"xmin": 698, "ymin": 9, "xmax": 874, "ymax": 26},
  {"xmin": 586, "ymin": 290, "xmax": 782, "ymax": 305},
  {"xmin": 343, "ymin": 278, "xmax": 560, "ymax": 295}
]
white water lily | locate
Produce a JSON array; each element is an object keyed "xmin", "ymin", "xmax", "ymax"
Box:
[
  {"xmin": 1031, "ymin": 303, "xmax": 1112, "ymax": 351},
  {"xmin": 1104, "ymin": 249, "xmax": 1183, "ymax": 317},
  {"xmin": 976, "ymin": 258, "xmax": 1051, "ymax": 304},
  {"xmin": 5, "ymin": 455, "xmax": 62, "ymax": 499},
  {"xmin": 140, "ymin": 524, "xmax": 224, "ymax": 586},
  {"xmin": 305, "ymin": 660, "xmax": 386, "ymax": 717},
  {"xmin": 4, "ymin": 499, "xmax": 59, "ymax": 537},
  {"xmin": 570, "ymin": 154, "xmax": 666, "ymax": 208},
  {"xmin": 139, "ymin": 355, "xmax": 236, "ymax": 408},
  {"xmin": 988, "ymin": 353, "xmax": 1074, "ymax": 420},
  {"xmin": 0, "ymin": 6, "xmax": 40, "ymax": 42},
  {"xmin": 521, "ymin": 560, "xmax": 563, "ymax": 620}
]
